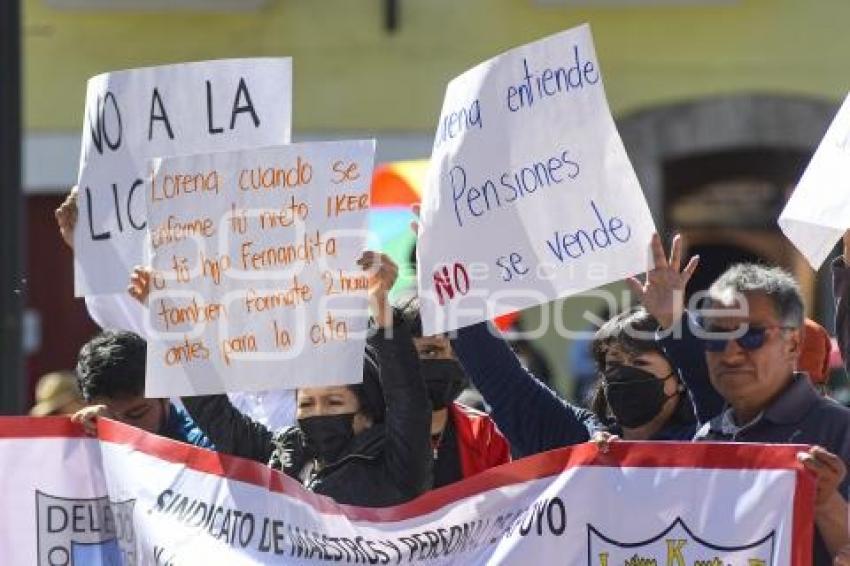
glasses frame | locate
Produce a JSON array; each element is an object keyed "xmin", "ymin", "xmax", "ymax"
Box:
[{"xmin": 698, "ymin": 321, "xmax": 798, "ymax": 353}]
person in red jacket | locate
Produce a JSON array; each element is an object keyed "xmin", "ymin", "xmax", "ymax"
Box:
[
  {"xmin": 397, "ymin": 298, "xmax": 511, "ymax": 488},
  {"xmin": 798, "ymin": 317, "xmax": 834, "ymax": 396}
]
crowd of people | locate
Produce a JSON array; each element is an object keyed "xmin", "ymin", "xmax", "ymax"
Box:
[{"xmin": 35, "ymin": 187, "xmax": 850, "ymax": 564}]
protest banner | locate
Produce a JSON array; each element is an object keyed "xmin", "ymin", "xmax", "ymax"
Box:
[
  {"xmin": 416, "ymin": 24, "xmax": 656, "ymax": 335},
  {"xmin": 75, "ymin": 58, "xmax": 293, "ymax": 296},
  {"xmin": 144, "ymin": 140, "xmax": 375, "ymax": 397},
  {"xmin": 0, "ymin": 417, "xmax": 813, "ymax": 565},
  {"xmin": 779, "ymin": 93, "xmax": 850, "ymax": 269}
]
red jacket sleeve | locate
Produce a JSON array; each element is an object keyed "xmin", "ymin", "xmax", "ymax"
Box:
[{"xmin": 450, "ymin": 403, "xmax": 511, "ymax": 479}]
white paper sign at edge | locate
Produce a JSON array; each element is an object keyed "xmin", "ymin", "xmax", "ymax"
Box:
[
  {"xmin": 144, "ymin": 140, "xmax": 375, "ymax": 397},
  {"xmin": 417, "ymin": 24, "xmax": 655, "ymax": 335},
  {"xmin": 74, "ymin": 58, "xmax": 293, "ymax": 297},
  {"xmin": 779, "ymin": 93, "xmax": 850, "ymax": 269}
]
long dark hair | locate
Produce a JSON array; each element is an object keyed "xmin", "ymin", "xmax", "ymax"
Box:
[{"xmin": 589, "ymin": 307, "xmax": 694, "ymax": 428}]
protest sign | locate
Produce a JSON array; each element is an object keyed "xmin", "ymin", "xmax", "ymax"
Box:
[
  {"xmin": 0, "ymin": 417, "xmax": 814, "ymax": 565},
  {"xmin": 144, "ymin": 140, "xmax": 375, "ymax": 397},
  {"xmin": 779, "ymin": 93, "xmax": 850, "ymax": 269},
  {"xmin": 75, "ymin": 58, "xmax": 293, "ymax": 296},
  {"xmin": 416, "ymin": 24, "xmax": 656, "ymax": 335}
]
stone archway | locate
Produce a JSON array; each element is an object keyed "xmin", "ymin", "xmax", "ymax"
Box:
[
  {"xmin": 618, "ymin": 94, "xmax": 837, "ymax": 219},
  {"xmin": 616, "ymin": 94, "xmax": 839, "ymax": 317}
]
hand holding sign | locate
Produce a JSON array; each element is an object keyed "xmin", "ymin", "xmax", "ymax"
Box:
[
  {"xmin": 128, "ymin": 266, "xmax": 152, "ymax": 305},
  {"xmin": 144, "ymin": 140, "xmax": 376, "ymax": 397},
  {"xmin": 356, "ymin": 251, "xmax": 398, "ymax": 329},
  {"xmin": 55, "ymin": 187, "xmax": 79, "ymax": 250}
]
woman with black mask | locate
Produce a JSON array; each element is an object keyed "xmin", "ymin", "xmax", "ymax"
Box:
[
  {"xmin": 127, "ymin": 252, "xmax": 432, "ymax": 508},
  {"xmin": 396, "ymin": 298, "xmax": 510, "ymax": 489},
  {"xmin": 588, "ymin": 307, "xmax": 695, "ymax": 440},
  {"xmin": 447, "ymin": 234, "xmax": 720, "ymax": 458}
]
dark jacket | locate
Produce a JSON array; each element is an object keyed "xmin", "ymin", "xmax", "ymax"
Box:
[
  {"xmin": 833, "ymin": 257, "xmax": 850, "ymax": 374},
  {"xmin": 451, "ymin": 322, "xmax": 697, "ymax": 459},
  {"xmin": 658, "ymin": 311, "xmax": 729, "ymax": 424},
  {"xmin": 182, "ymin": 322, "xmax": 432, "ymax": 508},
  {"xmin": 695, "ymin": 373, "xmax": 850, "ymax": 566},
  {"xmin": 162, "ymin": 403, "xmax": 214, "ymax": 449}
]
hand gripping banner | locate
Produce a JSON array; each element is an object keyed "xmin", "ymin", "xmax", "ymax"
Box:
[{"xmin": 0, "ymin": 417, "xmax": 814, "ymax": 565}]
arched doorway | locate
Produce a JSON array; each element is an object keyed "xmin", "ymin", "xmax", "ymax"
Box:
[
  {"xmin": 617, "ymin": 94, "xmax": 839, "ymax": 320},
  {"xmin": 684, "ymin": 243, "xmax": 763, "ymax": 302}
]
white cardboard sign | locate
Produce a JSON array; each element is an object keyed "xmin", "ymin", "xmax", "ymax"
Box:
[
  {"xmin": 75, "ymin": 58, "xmax": 293, "ymax": 296},
  {"xmin": 779, "ymin": 93, "xmax": 850, "ymax": 269},
  {"xmin": 416, "ymin": 24, "xmax": 655, "ymax": 335},
  {"xmin": 144, "ymin": 140, "xmax": 375, "ymax": 397}
]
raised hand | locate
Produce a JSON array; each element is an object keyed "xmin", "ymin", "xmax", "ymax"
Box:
[
  {"xmin": 54, "ymin": 186, "xmax": 79, "ymax": 249},
  {"xmin": 627, "ymin": 233, "xmax": 699, "ymax": 329},
  {"xmin": 357, "ymin": 251, "xmax": 399, "ymax": 329}
]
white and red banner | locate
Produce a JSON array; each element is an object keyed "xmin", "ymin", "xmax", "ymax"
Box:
[{"xmin": 0, "ymin": 417, "xmax": 814, "ymax": 565}]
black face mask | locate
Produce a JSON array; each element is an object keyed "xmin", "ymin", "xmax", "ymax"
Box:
[
  {"xmin": 297, "ymin": 413, "xmax": 356, "ymax": 464},
  {"xmin": 421, "ymin": 359, "xmax": 468, "ymax": 410},
  {"xmin": 603, "ymin": 366, "xmax": 677, "ymax": 429}
]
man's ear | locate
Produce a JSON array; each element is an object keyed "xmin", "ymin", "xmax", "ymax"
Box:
[{"xmin": 786, "ymin": 327, "xmax": 803, "ymax": 359}]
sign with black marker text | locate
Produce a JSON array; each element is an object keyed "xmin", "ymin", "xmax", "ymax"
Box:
[{"xmin": 75, "ymin": 58, "xmax": 292, "ymax": 296}]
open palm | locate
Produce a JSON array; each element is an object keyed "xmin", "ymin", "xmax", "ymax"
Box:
[{"xmin": 627, "ymin": 233, "xmax": 699, "ymax": 329}]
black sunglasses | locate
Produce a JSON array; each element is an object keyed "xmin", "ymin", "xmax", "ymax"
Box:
[{"xmin": 701, "ymin": 324, "xmax": 796, "ymax": 353}]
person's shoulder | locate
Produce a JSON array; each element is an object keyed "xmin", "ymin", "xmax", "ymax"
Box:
[
  {"xmin": 451, "ymin": 402, "xmax": 503, "ymax": 440},
  {"xmin": 169, "ymin": 404, "xmax": 214, "ymax": 448},
  {"xmin": 810, "ymin": 395, "xmax": 850, "ymax": 419},
  {"xmin": 451, "ymin": 401, "xmax": 490, "ymax": 419},
  {"xmin": 169, "ymin": 403, "xmax": 196, "ymax": 430}
]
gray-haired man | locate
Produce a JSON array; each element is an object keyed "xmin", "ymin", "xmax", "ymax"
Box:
[{"xmin": 695, "ymin": 263, "xmax": 850, "ymax": 565}]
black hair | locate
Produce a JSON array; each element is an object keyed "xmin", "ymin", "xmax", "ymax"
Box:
[
  {"xmin": 589, "ymin": 307, "xmax": 694, "ymax": 427},
  {"xmin": 76, "ymin": 330, "xmax": 147, "ymax": 402}
]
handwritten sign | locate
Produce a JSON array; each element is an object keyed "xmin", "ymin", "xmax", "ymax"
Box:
[
  {"xmin": 144, "ymin": 140, "xmax": 375, "ymax": 398},
  {"xmin": 779, "ymin": 93, "xmax": 850, "ymax": 269},
  {"xmin": 416, "ymin": 24, "xmax": 655, "ymax": 335},
  {"xmin": 74, "ymin": 58, "xmax": 293, "ymax": 296}
]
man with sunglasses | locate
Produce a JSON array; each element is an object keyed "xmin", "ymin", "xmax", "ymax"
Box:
[{"xmin": 633, "ymin": 235, "xmax": 850, "ymax": 565}]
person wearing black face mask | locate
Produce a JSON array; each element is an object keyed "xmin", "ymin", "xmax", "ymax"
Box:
[
  {"xmin": 406, "ymin": 212, "xmax": 701, "ymax": 461},
  {"xmin": 397, "ymin": 298, "xmax": 511, "ymax": 489},
  {"xmin": 166, "ymin": 252, "xmax": 432, "ymax": 508},
  {"xmin": 588, "ymin": 308, "xmax": 696, "ymax": 440},
  {"xmin": 602, "ymin": 367, "xmax": 678, "ymax": 429}
]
